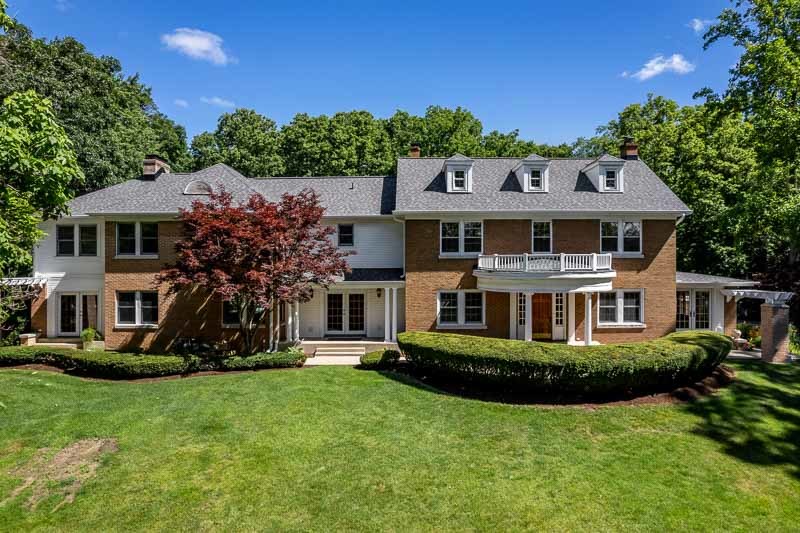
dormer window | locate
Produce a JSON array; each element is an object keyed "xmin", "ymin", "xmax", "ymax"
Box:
[
  {"xmin": 444, "ymin": 154, "xmax": 474, "ymax": 193},
  {"xmin": 604, "ymin": 169, "xmax": 618, "ymax": 191},
  {"xmin": 515, "ymin": 154, "xmax": 550, "ymax": 193}
]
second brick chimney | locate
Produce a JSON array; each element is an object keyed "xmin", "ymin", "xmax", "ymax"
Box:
[
  {"xmin": 408, "ymin": 143, "xmax": 421, "ymax": 158},
  {"xmin": 142, "ymin": 154, "xmax": 171, "ymax": 179},
  {"xmin": 620, "ymin": 137, "xmax": 639, "ymax": 160}
]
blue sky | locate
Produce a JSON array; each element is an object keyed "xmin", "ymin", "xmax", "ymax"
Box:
[{"xmin": 12, "ymin": 0, "xmax": 738, "ymax": 145}]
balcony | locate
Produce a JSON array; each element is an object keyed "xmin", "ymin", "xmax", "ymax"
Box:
[
  {"xmin": 477, "ymin": 253, "xmax": 613, "ymax": 273},
  {"xmin": 473, "ymin": 253, "xmax": 615, "ymax": 293}
]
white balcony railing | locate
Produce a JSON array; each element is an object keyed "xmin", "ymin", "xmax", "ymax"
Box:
[{"xmin": 477, "ymin": 253, "xmax": 613, "ymax": 273}]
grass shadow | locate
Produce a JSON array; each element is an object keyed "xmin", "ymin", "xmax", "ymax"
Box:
[{"xmin": 684, "ymin": 359, "xmax": 800, "ymax": 479}]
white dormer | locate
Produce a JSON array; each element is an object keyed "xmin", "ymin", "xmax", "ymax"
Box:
[
  {"xmin": 514, "ymin": 154, "xmax": 551, "ymax": 193},
  {"xmin": 444, "ymin": 154, "xmax": 474, "ymax": 193},
  {"xmin": 582, "ymin": 154, "xmax": 625, "ymax": 193}
]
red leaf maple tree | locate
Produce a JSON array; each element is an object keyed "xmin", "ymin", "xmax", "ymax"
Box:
[{"xmin": 159, "ymin": 188, "xmax": 350, "ymax": 354}]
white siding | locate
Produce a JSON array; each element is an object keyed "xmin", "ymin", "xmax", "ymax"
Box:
[
  {"xmin": 329, "ymin": 219, "xmax": 403, "ymax": 269},
  {"xmin": 34, "ymin": 217, "xmax": 105, "ymax": 277},
  {"xmin": 298, "ymin": 290, "xmax": 324, "ymax": 338}
]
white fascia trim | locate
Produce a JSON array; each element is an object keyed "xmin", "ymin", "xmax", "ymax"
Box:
[{"xmin": 393, "ymin": 210, "xmax": 691, "ymax": 219}]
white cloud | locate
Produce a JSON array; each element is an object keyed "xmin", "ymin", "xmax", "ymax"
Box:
[
  {"xmin": 161, "ymin": 28, "xmax": 234, "ymax": 66},
  {"xmin": 624, "ymin": 54, "xmax": 696, "ymax": 81},
  {"xmin": 200, "ymin": 96, "xmax": 236, "ymax": 108},
  {"xmin": 688, "ymin": 18, "xmax": 714, "ymax": 34},
  {"xmin": 174, "ymin": 99, "xmax": 189, "ymax": 108},
  {"xmin": 55, "ymin": 0, "xmax": 72, "ymax": 12}
]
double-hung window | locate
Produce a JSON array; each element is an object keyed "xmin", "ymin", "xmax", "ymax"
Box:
[
  {"xmin": 601, "ymin": 220, "xmax": 641, "ymax": 254},
  {"xmin": 440, "ymin": 221, "xmax": 482, "ymax": 256},
  {"xmin": 116, "ymin": 222, "xmax": 159, "ymax": 257},
  {"xmin": 437, "ymin": 290, "xmax": 485, "ymax": 328},
  {"xmin": 56, "ymin": 224, "xmax": 98, "ymax": 257},
  {"xmin": 598, "ymin": 290, "xmax": 644, "ymax": 326},
  {"xmin": 56, "ymin": 226, "xmax": 75, "ymax": 256},
  {"xmin": 337, "ymin": 224, "xmax": 354, "ymax": 247},
  {"xmin": 453, "ymin": 170, "xmax": 467, "ymax": 191},
  {"xmin": 529, "ymin": 169, "xmax": 543, "ymax": 190},
  {"xmin": 116, "ymin": 291, "xmax": 159, "ymax": 327},
  {"xmin": 531, "ymin": 221, "xmax": 552, "ymax": 253},
  {"xmin": 605, "ymin": 169, "xmax": 618, "ymax": 190}
]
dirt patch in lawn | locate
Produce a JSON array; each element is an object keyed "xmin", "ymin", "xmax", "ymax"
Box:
[
  {"xmin": 384, "ymin": 364, "xmax": 737, "ymax": 408},
  {"xmin": 2, "ymin": 364, "xmax": 303, "ymax": 383},
  {"xmin": 1, "ymin": 438, "xmax": 118, "ymax": 512}
]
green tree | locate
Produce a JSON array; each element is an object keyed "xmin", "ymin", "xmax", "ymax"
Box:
[
  {"xmin": 191, "ymin": 108, "xmax": 284, "ymax": 177},
  {"xmin": 420, "ymin": 106, "xmax": 484, "ymax": 156},
  {"xmin": 0, "ymin": 90, "xmax": 83, "ymax": 274},
  {"xmin": 0, "ymin": 22, "xmax": 189, "ymax": 193}
]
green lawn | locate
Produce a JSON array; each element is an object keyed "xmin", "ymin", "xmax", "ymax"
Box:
[{"xmin": 0, "ymin": 362, "xmax": 798, "ymax": 531}]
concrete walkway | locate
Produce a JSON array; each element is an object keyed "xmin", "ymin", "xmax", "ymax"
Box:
[{"xmin": 305, "ymin": 355, "xmax": 361, "ymax": 366}]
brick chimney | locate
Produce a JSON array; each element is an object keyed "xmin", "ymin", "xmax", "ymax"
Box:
[
  {"xmin": 408, "ymin": 143, "xmax": 421, "ymax": 158},
  {"xmin": 620, "ymin": 137, "xmax": 639, "ymax": 160},
  {"xmin": 142, "ymin": 154, "xmax": 171, "ymax": 179}
]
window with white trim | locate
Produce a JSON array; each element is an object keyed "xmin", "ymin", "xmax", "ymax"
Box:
[
  {"xmin": 554, "ymin": 292, "xmax": 564, "ymax": 326},
  {"xmin": 337, "ymin": 224, "xmax": 354, "ymax": 247},
  {"xmin": 598, "ymin": 290, "xmax": 644, "ymax": 325},
  {"xmin": 56, "ymin": 224, "xmax": 98, "ymax": 257},
  {"xmin": 532, "ymin": 221, "xmax": 552, "ymax": 253},
  {"xmin": 116, "ymin": 291, "xmax": 159, "ymax": 326},
  {"xmin": 601, "ymin": 221, "xmax": 641, "ymax": 254},
  {"xmin": 529, "ymin": 169, "xmax": 543, "ymax": 190},
  {"xmin": 437, "ymin": 291, "xmax": 485, "ymax": 327},
  {"xmin": 440, "ymin": 221, "xmax": 483, "ymax": 256},
  {"xmin": 453, "ymin": 170, "xmax": 467, "ymax": 191},
  {"xmin": 604, "ymin": 169, "xmax": 618, "ymax": 190},
  {"xmin": 56, "ymin": 225, "xmax": 75, "ymax": 256},
  {"xmin": 116, "ymin": 222, "xmax": 159, "ymax": 257}
]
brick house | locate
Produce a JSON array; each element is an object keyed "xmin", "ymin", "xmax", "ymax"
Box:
[{"xmin": 26, "ymin": 140, "xmax": 758, "ymax": 353}]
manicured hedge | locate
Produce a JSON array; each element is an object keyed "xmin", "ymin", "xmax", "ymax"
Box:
[
  {"xmin": 0, "ymin": 346, "xmax": 306, "ymax": 379},
  {"xmin": 359, "ymin": 349, "xmax": 401, "ymax": 370},
  {"xmin": 0, "ymin": 347, "xmax": 198, "ymax": 379},
  {"xmin": 219, "ymin": 350, "xmax": 306, "ymax": 371},
  {"xmin": 396, "ymin": 331, "xmax": 732, "ymax": 396}
]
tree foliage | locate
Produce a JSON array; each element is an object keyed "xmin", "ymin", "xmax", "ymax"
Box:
[
  {"xmin": 0, "ymin": 21, "xmax": 189, "ymax": 193},
  {"xmin": 191, "ymin": 108, "xmax": 284, "ymax": 177},
  {"xmin": 0, "ymin": 90, "xmax": 83, "ymax": 275},
  {"xmin": 159, "ymin": 190, "xmax": 350, "ymax": 354}
]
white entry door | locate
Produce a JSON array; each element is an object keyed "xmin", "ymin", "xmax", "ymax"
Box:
[
  {"xmin": 326, "ymin": 292, "xmax": 366, "ymax": 335},
  {"xmin": 676, "ymin": 289, "xmax": 711, "ymax": 330}
]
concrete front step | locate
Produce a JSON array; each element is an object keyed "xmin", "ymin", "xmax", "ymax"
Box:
[
  {"xmin": 314, "ymin": 346, "xmax": 367, "ymax": 358},
  {"xmin": 34, "ymin": 342, "xmax": 79, "ymax": 349}
]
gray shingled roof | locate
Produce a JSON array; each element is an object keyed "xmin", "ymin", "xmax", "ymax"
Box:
[
  {"xmin": 395, "ymin": 157, "xmax": 691, "ymax": 214},
  {"xmin": 68, "ymin": 164, "xmax": 396, "ymax": 217},
  {"xmin": 342, "ymin": 268, "xmax": 404, "ymax": 282},
  {"xmin": 676, "ymin": 271, "xmax": 758, "ymax": 287}
]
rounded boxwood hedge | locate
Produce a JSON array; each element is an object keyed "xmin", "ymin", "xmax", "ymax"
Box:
[
  {"xmin": 396, "ymin": 331, "xmax": 732, "ymax": 396},
  {"xmin": 0, "ymin": 346, "xmax": 305, "ymax": 379},
  {"xmin": 359, "ymin": 349, "xmax": 401, "ymax": 370}
]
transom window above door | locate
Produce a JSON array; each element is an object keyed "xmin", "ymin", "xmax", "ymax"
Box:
[{"xmin": 440, "ymin": 221, "xmax": 483, "ymax": 257}]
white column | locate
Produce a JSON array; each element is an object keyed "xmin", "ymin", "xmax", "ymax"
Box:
[
  {"xmin": 584, "ymin": 292, "xmax": 593, "ymax": 346},
  {"xmin": 294, "ymin": 302, "xmax": 300, "ymax": 341},
  {"xmin": 384, "ymin": 287, "xmax": 391, "ymax": 342},
  {"xmin": 568, "ymin": 293, "xmax": 576, "ymax": 344},
  {"xmin": 268, "ymin": 307, "xmax": 274, "ymax": 352},
  {"xmin": 524, "ymin": 293, "xmax": 533, "ymax": 342},
  {"xmin": 275, "ymin": 303, "xmax": 281, "ymax": 349},
  {"xmin": 287, "ymin": 302, "xmax": 294, "ymax": 342},
  {"xmin": 509, "ymin": 292, "xmax": 516, "ymax": 340},
  {"xmin": 391, "ymin": 287, "xmax": 398, "ymax": 341}
]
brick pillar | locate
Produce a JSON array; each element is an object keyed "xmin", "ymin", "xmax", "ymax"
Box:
[{"xmin": 760, "ymin": 303, "xmax": 790, "ymax": 363}]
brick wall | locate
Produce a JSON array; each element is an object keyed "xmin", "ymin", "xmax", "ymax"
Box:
[
  {"xmin": 724, "ymin": 297, "xmax": 737, "ymax": 336},
  {"xmin": 404, "ymin": 218, "xmax": 677, "ymax": 344},
  {"xmin": 102, "ymin": 221, "xmax": 271, "ymax": 352},
  {"xmin": 30, "ymin": 290, "xmax": 47, "ymax": 335},
  {"xmin": 567, "ymin": 219, "xmax": 677, "ymax": 343}
]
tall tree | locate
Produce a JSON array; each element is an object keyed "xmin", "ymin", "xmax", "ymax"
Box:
[
  {"xmin": 159, "ymin": 190, "xmax": 349, "ymax": 354},
  {"xmin": 0, "ymin": 89, "xmax": 83, "ymax": 275},
  {"xmin": 0, "ymin": 22, "xmax": 189, "ymax": 192},
  {"xmin": 191, "ymin": 108, "xmax": 284, "ymax": 177}
]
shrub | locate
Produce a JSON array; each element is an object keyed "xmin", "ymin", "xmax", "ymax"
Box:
[
  {"xmin": 218, "ymin": 349, "xmax": 306, "ymax": 371},
  {"xmin": 790, "ymin": 325, "xmax": 800, "ymax": 354},
  {"xmin": 0, "ymin": 346, "xmax": 198, "ymax": 379},
  {"xmin": 737, "ymin": 323, "xmax": 759, "ymax": 340},
  {"xmin": 359, "ymin": 349, "xmax": 401, "ymax": 370},
  {"xmin": 80, "ymin": 328, "xmax": 98, "ymax": 342},
  {"xmin": 751, "ymin": 335, "xmax": 762, "ymax": 348},
  {"xmin": 396, "ymin": 331, "xmax": 732, "ymax": 397}
]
